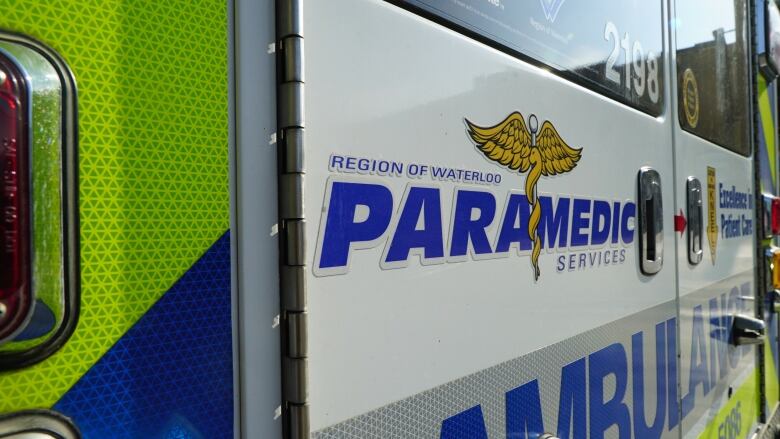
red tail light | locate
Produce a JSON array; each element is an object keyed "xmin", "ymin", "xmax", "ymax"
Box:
[
  {"xmin": 0, "ymin": 52, "xmax": 32, "ymax": 343},
  {"xmin": 773, "ymin": 197, "xmax": 780, "ymax": 235}
]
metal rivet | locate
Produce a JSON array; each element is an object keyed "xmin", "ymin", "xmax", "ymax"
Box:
[{"xmin": 0, "ymin": 302, "xmax": 6, "ymax": 319}]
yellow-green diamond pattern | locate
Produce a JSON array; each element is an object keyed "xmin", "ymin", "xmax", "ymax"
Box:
[{"xmin": 0, "ymin": 0, "xmax": 229, "ymax": 411}]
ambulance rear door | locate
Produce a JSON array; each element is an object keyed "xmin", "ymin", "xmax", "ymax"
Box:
[
  {"xmin": 670, "ymin": 1, "xmax": 761, "ymax": 438},
  {"xmin": 277, "ymin": 0, "xmax": 684, "ymax": 437}
]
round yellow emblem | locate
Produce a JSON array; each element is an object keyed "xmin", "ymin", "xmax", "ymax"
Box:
[{"xmin": 682, "ymin": 68, "xmax": 699, "ymax": 128}]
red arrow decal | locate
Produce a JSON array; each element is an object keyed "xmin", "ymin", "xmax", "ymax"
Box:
[{"xmin": 674, "ymin": 209, "xmax": 687, "ymax": 235}]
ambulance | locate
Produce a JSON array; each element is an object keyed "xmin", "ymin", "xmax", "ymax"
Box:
[{"xmin": 1, "ymin": 0, "xmax": 780, "ymax": 438}]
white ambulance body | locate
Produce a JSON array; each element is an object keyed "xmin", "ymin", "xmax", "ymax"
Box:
[{"xmin": 238, "ymin": 1, "xmax": 776, "ymax": 438}]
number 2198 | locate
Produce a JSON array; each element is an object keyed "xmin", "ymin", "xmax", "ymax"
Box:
[{"xmin": 604, "ymin": 21, "xmax": 659, "ymax": 103}]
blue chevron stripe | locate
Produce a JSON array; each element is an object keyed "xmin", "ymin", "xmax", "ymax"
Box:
[{"xmin": 54, "ymin": 232, "xmax": 233, "ymax": 439}]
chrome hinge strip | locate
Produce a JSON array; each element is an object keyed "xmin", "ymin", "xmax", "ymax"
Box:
[{"xmin": 277, "ymin": 1, "xmax": 308, "ymax": 438}]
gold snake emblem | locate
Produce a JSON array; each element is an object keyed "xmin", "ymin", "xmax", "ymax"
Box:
[{"xmin": 465, "ymin": 112, "xmax": 582, "ymax": 280}]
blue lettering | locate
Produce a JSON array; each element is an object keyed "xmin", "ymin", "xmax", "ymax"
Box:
[
  {"xmin": 434, "ymin": 300, "xmax": 752, "ymax": 439},
  {"xmin": 450, "ymin": 190, "xmax": 496, "ymax": 257},
  {"xmin": 319, "ymin": 181, "xmax": 393, "ymax": 269},
  {"xmin": 611, "ymin": 202, "xmax": 621, "ymax": 244},
  {"xmin": 620, "ymin": 203, "xmax": 636, "ymax": 244},
  {"xmin": 329, "ymin": 154, "xmax": 344, "ymax": 169},
  {"xmin": 591, "ymin": 200, "xmax": 611, "ymax": 246},
  {"xmin": 506, "ymin": 380, "xmax": 545, "ymax": 439},
  {"xmin": 709, "ymin": 296, "xmax": 728, "ymax": 381},
  {"xmin": 632, "ymin": 323, "xmax": 667, "ymax": 439},
  {"xmin": 496, "ymin": 194, "xmax": 533, "ymax": 253},
  {"xmin": 667, "ymin": 318, "xmax": 679, "ymax": 430},
  {"xmin": 557, "ymin": 255, "xmax": 566, "ymax": 272},
  {"xmin": 557, "ymin": 359, "xmax": 586, "ymax": 439},
  {"xmin": 589, "ymin": 343, "xmax": 631, "ymax": 439},
  {"xmin": 440, "ymin": 405, "xmax": 489, "ymax": 439},
  {"xmin": 570, "ymin": 199, "xmax": 591, "ymax": 247},
  {"xmin": 682, "ymin": 305, "xmax": 711, "ymax": 419},
  {"xmin": 538, "ymin": 196, "xmax": 570, "ymax": 249},
  {"xmin": 385, "ymin": 187, "xmax": 444, "ymax": 263}
]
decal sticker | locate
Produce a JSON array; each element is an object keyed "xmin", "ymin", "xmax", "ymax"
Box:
[
  {"xmin": 718, "ymin": 183, "xmax": 753, "ymax": 240},
  {"xmin": 683, "ymin": 68, "xmax": 700, "ymax": 128},
  {"xmin": 707, "ymin": 166, "xmax": 718, "ymax": 264},
  {"xmin": 313, "ymin": 116, "xmax": 637, "ymax": 279},
  {"xmin": 312, "ymin": 174, "xmax": 635, "ymax": 277},
  {"xmin": 465, "ymin": 112, "xmax": 582, "ymax": 279},
  {"xmin": 539, "ymin": 0, "xmax": 565, "ymax": 23}
]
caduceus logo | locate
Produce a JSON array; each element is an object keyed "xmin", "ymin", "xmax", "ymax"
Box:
[{"xmin": 465, "ymin": 112, "xmax": 582, "ymax": 280}]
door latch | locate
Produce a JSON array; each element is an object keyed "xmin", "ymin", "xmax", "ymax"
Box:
[
  {"xmin": 687, "ymin": 177, "xmax": 703, "ymax": 264},
  {"xmin": 638, "ymin": 167, "xmax": 663, "ymax": 274},
  {"xmin": 731, "ymin": 314, "xmax": 766, "ymax": 346}
]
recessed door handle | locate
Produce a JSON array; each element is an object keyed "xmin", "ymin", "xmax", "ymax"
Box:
[
  {"xmin": 638, "ymin": 167, "xmax": 663, "ymax": 275},
  {"xmin": 687, "ymin": 177, "xmax": 703, "ymax": 264}
]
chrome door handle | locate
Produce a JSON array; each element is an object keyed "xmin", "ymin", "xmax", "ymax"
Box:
[
  {"xmin": 638, "ymin": 167, "xmax": 663, "ymax": 274},
  {"xmin": 687, "ymin": 177, "xmax": 703, "ymax": 264},
  {"xmin": 732, "ymin": 314, "xmax": 766, "ymax": 346}
]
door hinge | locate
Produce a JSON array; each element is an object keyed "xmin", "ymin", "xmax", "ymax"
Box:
[{"xmin": 277, "ymin": 1, "xmax": 308, "ymax": 438}]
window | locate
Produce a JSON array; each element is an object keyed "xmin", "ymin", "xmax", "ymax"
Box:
[
  {"xmin": 675, "ymin": 0, "xmax": 750, "ymax": 155},
  {"xmin": 395, "ymin": 0, "xmax": 666, "ymax": 115}
]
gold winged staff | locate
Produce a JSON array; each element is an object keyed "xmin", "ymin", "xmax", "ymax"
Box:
[{"xmin": 465, "ymin": 112, "xmax": 582, "ymax": 280}]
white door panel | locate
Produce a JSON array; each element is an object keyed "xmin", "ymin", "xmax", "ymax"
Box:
[
  {"xmin": 305, "ymin": 0, "xmax": 677, "ymax": 432},
  {"xmin": 671, "ymin": 1, "xmax": 758, "ymax": 437}
]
